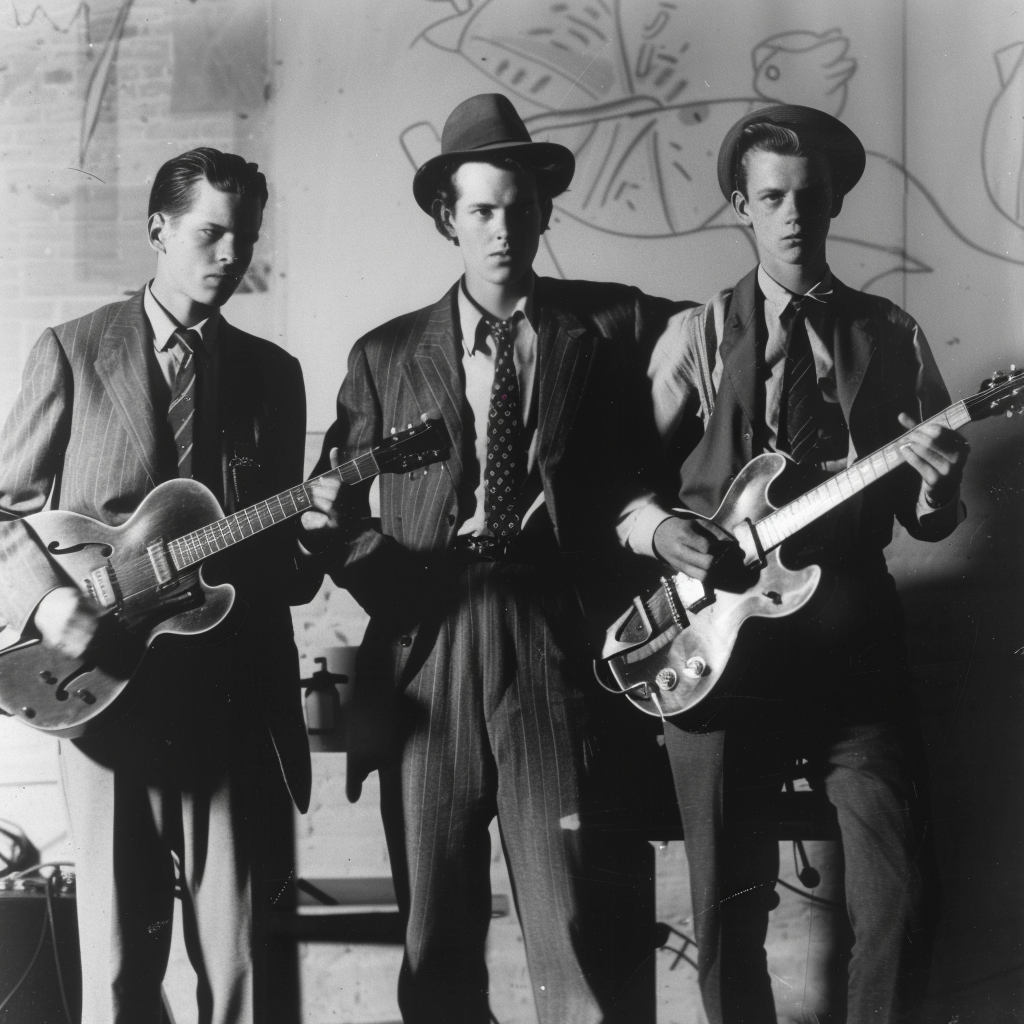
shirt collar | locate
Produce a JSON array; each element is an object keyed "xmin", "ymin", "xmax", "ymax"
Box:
[
  {"xmin": 457, "ymin": 275, "xmax": 536, "ymax": 357},
  {"xmin": 144, "ymin": 282, "xmax": 217, "ymax": 355},
  {"xmin": 758, "ymin": 265, "xmax": 834, "ymax": 316}
]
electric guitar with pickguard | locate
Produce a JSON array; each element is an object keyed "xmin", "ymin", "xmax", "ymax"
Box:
[
  {"xmin": 0, "ymin": 419, "xmax": 450, "ymax": 737},
  {"xmin": 599, "ymin": 369, "xmax": 1024, "ymax": 718}
]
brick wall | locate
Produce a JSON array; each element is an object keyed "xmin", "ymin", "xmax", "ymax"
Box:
[{"xmin": 0, "ymin": 0, "xmax": 272, "ymax": 424}]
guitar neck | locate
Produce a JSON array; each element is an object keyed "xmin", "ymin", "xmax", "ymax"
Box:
[
  {"xmin": 168, "ymin": 451, "xmax": 380, "ymax": 570},
  {"xmin": 755, "ymin": 401, "xmax": 971, "ymax": 552}
]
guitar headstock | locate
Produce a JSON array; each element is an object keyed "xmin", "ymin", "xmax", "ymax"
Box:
[
  {"xmin": 375, "ymin": 419, "xmax": 452, "ymax": 474},
  {"xmin": 969, "ymin": 365, "xmax": 1024, "ymax": 421}
]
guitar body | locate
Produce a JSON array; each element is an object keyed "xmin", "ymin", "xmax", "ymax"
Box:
[
  {"xmin": 602, "ymin": 453, "xmax": 821, "ymax": 717},
  {"xmin": 0, "ymin": 479, "xmax": 234, "ymax": 737}
]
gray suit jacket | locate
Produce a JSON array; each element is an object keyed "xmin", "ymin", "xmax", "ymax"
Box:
[{"xmin": 0, "ymin": 289, "xmax": 316, "ymax": 810}]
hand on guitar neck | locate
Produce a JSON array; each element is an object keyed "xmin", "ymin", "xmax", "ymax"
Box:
[
  {"xmin": 896, "ymin": 412, "xmax": 970, "ymax": 508},
  {"xmin": 300, "ymin": 447, "xmax": 362, "ymax": 553},
  {"xmin": 32, "ymin": 587, "xmax": 102, "ymax": 659}
]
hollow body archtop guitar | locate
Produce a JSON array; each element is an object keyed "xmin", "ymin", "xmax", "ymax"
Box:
[{"xmin": 0, "ymin": 420, "xmax": 450, "ymax": 737}]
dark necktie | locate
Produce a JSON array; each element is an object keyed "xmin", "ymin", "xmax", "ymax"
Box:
[
  {"xmin": 778, "ymin": 299, "xmax": 845, "ymax": 466},
  {"xmin": 484, "ymin": 314, "xmax": 524, "ymax": 538},
  {"xmin": 168, "ymin": 327, "xmax": 199, "ymax": 478}
]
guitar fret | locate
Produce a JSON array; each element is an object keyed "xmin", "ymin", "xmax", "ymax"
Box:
[{"xmin": 129, "ymin": 422, "xmax": 442, "ymax": 576}]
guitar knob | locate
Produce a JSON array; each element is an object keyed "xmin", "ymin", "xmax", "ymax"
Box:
[
  {"xmin": 655, "ymin": 668, "xmax": 678, "ymax": 691},
  {"xmin": 75, "ymin": 689, "xmax": 96, "ymax": 705},
  {"xmin": 20, "ymin": 707, "xmax": 36, "ymax": 719},
  {"xmin": 682, "ymin": 656, "xmax": 706, "ymax": 679}
]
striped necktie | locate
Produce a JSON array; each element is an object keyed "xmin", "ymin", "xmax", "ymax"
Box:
[
  {"xmin": 778, "ymin": 298, "xmax": 846, "ymax": 466},
  {"xmin": 168, "ymin": 327, "xmax": 199, "ymax": 478},
  {"xmin": 484, "ymin": 314, "xmax": 524, "ymax": 538}
]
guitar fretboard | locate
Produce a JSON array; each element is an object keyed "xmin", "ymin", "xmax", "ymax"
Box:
[
  {"xmin": 168, "ymin": 451, "xmax": 380, "ymax": 570},
  {"xmin": 755, "ymin": 402, "xmax": 972, "ymax": 553}
]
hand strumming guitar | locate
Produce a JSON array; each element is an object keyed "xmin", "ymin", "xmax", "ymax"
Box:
[
  {"xmin": 653, "ymin": 516, "xmax": 737, "ymax": 581},
  {"xmin": 33, "ymin": 586, "xmax": 101, "ymax": 658}
]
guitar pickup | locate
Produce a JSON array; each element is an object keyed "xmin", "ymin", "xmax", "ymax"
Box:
[
  {"xmin": 146, "ymin": 539, "xmax": 177, "ymax": 588},
  {"xmin": 87, "ymin": 564, "xmax": 119, "ymax": 609}
]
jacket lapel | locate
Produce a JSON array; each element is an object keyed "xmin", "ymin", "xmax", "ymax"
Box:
[
  {"xmin": 718, "ymin": 267, "xmax": 761, "ymax": 435},
  {"xmin": 407, "ymin": 285, "xmax": 465, "ymax": 489},
  {"xmin": 535, "ymin": 280, "xmax": 593, "ymax": 472},
  {"xmin": 830, "ymin": 276, "xmax": 877, "ymax": 426},
  {"xmin": 93, "ymin": 289, "xmax": 162, "ymax": 484}
]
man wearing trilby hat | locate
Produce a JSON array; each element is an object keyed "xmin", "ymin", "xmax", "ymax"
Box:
[
  {"xmin": 629, "ymin": 105, "xmax": 971, "ymax": 1022},
  {"xmin": 302, "ymin": 93, "xmax": 680, "ymax": 1023}
]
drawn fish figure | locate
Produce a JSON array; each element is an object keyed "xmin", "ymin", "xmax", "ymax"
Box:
[
  {"xmin": 526, "ymin": 96, "xmax": 759, "ymax": 237},
  {"xmin": 419, "ymin": 0, "xmax": 631, "ymax": 110},
  {"xmin": 752, "ymin": 28, "xmax": 856, "ymax": 116},
  {"xmin": 983, "ymin": 41, "xmax": 1024, "ymax": 227}
]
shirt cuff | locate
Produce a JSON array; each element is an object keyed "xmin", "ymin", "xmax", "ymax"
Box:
[
  {"xmin": 915, "ymin": 486, "xmax": 966, "ymax": 532},
  {"xmin": 618, "ymin": 497, "xmax": 678, "ymax": 559}
]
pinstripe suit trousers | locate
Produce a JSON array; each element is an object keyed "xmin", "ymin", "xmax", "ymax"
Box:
[{"xmin": 378, "ymin": 560, "xmax": 636, "ymax": 1024}]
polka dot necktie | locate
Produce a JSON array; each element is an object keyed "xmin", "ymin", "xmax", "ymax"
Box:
[
  {"xmin": 167, "ymin": 327, "xmax": 199, "ymax": 478},
  {"xmin": 484, "ymin": 314, "xmax": 524, "ymax": 538}
]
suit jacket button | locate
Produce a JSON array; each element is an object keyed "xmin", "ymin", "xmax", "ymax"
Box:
[
  {"xmin": 398, "ymin": 635, "xmax": 412, "ymax": 648},
  {"xmin": 447, "ymin": 513, "xmax": 456, "ymax": 525}
]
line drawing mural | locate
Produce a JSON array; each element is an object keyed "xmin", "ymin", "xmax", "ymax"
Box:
[{"xmin": 403, "ymin": 0, "xmax": 1024, "ymax": 292}]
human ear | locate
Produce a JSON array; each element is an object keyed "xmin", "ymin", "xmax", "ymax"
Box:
[
  {"xmin": 731, "ymin": 190, "xmax": 752, "ymax": 227},
  {"xmin": 435, "ymin": 201, "xmax": 459, "ymax": 244},
  {"xmin": 148, "ymin": 212, "xmax": 168, "ymax": 254}
]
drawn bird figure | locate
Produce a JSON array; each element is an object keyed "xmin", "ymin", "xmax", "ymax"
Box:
[{"xmin": 752, "ymin": 28, "xmax": 857, "ymax": 116}]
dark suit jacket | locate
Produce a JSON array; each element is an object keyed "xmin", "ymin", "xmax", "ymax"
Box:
[
  {"xmin": 0, "ymin": 289, "xmax": 316, "ymax": 810},
  {"xmin": 316, "ymin": 277, "xmax": 681, "ymax": 798}
]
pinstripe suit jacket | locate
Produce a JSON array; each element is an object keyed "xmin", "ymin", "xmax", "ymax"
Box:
[
  {"xmin": 0, "ymin": 289, "xmax": 315, "ymax": 810},
  {"xmin": 317, "ymin": 277, "xmax": 678, "ymax": 798}
]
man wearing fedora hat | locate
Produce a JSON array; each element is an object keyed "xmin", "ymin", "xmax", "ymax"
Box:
[
  {"xmin": 302, "ymin": 93, "xmax": 680, "ymax": 1023},
  {"xmin": 624, "ymin": 105, "xmax": 970, "ymax": 1022}
]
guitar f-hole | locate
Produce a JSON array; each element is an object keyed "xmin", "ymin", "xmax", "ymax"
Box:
[{"xmin": 54, "ymin": 663, "xmax": 91, "ymax": 702}]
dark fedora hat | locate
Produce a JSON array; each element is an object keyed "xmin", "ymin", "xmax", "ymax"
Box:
[
  {"xmin": 412, "ymin": 93, "xmax": 575, "ymax": 214},
  {"xmin": 717, "ymin": 103, "xmax": 866, "ymax": 200}
]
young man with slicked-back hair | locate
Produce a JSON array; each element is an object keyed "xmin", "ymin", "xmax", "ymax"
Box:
[{"xmin": 0, "ymin": 148, "xmax": 318, "ymax": 1024}]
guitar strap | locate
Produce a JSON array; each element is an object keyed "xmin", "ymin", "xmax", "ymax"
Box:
[{"xmin": 686, "ymin": 287, "xmax": 732, "ymax": 424}]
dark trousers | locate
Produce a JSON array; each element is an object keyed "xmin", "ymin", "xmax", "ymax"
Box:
[
  {"xmin": 60, "ymin": 641, "xmax": 275, "ymax": 1024},
  {"xmin": 379, "ymin": 560, "xmax": 650, "ymax": 1024},
  {"xmin": 663, "ymin": 715, "xmax": 935, "ymax": 1024}
]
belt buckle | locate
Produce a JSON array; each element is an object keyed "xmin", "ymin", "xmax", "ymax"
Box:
[{"xmin": 458, "ymin": 534, "xmax": 509, "ymax": 561}]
